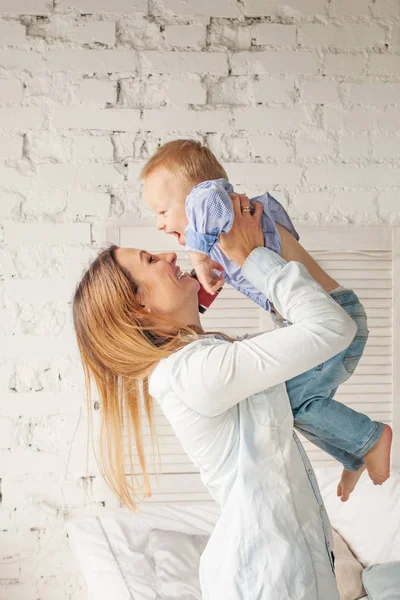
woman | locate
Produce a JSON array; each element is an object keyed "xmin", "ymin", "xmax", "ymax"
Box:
[{"xmin": 73, "ymin": 194, "xmax": 357, "ymax": 599}]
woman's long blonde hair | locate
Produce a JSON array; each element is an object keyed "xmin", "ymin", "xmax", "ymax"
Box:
[{"xmin": 72, "ymin": 244, "xmax": 232, "ymax": 512}]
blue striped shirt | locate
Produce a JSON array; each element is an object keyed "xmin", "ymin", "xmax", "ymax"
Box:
[{"xmin": 184, "ymin": 178, "xmax": 300, "ymax": 313}]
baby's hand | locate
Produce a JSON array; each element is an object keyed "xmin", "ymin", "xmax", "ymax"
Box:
[{"xmin": 188, "ymin": 251, "xmax": 225, "ymax": 295}]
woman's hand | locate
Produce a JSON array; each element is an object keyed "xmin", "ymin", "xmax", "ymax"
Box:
[{"xmin": 218, "ymin": 193, "xmax": 264, "ymax": 267}]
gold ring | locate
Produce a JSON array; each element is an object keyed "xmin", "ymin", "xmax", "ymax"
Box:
[{"xmin": 241, "ymin": 206, "xmax": 252, "ymax": 213}]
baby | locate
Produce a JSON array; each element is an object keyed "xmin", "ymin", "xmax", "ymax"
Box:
[{"xmin": 141, "ymin": 138, "xmax": 392, "ymax": 502}]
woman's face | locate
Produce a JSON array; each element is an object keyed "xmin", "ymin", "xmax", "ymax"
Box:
[{"xmin": 115, "ymin": 247, "xmax": 201, "ymax": 323}]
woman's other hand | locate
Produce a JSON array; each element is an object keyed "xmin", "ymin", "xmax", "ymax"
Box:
[{"xmin": 218, "ymin": 194, "xmax": 264, "ymax": 267}]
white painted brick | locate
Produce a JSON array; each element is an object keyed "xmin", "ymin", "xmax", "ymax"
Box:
[
  {"xmin": 159, "ymin": 0, "xmax": 241, "ymax": 17},
  {"xmin": 164, "ymin": 25, "xmax": 207, "ymax": 48},
  {"xmin": 37, "ymin": 163, "xmax": 124, "ymax": 185},
  {"xmin": 333, "ymin": 0, "xmax": 371, "ymax": 16},
  {"xmin": 76, "ymin": 79, "xmax": 116, "ymax": 105},
  {"xmin": 242, "ymin": 0, "xmax": 327, "ymax": 17},
  {"xmin": 22, "ymin": 187, "xmax": 68, "ymax": 217},
  {"xmin": 4, "ymin": 223, "xmax": 91, "ymax": 245},
  {"xmin": 58, "ymin": 0, "xmax": 147, "ymax": 11},
  {"xmin": 45, "ymin": 50, "xmax": 137, "ymax": 74},
  {"xmin": 374, "ymin": 135, "xmax": 400, "ymax": 159},
  {"xmin": 233, "ymin": 107, "xmax": 311, "ymax": 131},
  {"xmin": 0, "ymin": 21, "xmax": 26, "ymax": 44},
  {"xmin": 25, "ymin": 132, "xmax": 72, "ymax": 163},
  {"xmin": 142, "ymin": 51, "xmax": 228, "ymax": 75},
  {"xmin": 209, "ymin": 22, "xmax": 251, "ymax": 50},
  {"xmin": 0, "ymin": 190, "xmax": 24, "ymax": 219},
  {"xmin": 0, "ymin": 49, "xmax": 43, "ymax": 70},
  {"xmin": 73, "ymin": 21, "xmax": 115, "ymax": 45},
  {"xmin": 299, "ymin": 24, "xmax": 385, "ymax": 49},
  {"xmin": 0, "ymin": 333, "xmax": 78, "ymax": 360},
  {"xmin": 126, "ymin": 163, "xmax": 152, "ymax": 183},
  {"xmin": 0, "ymin": 417, "xmax": 13, "ymax": 448},
  {"xmin": 250, "ymin": 134, "xmax": 291, "ymax": 158},
  {"xmin": 369, "ymin": 54, "xmax": 400, "ymax": 75},
  {"xmin": 325, "ymin": 107, "xmax": 400, "ymax": 131},
  {"xmin": 26, "ymin": 16, "xmax": 115, "ymax": 46},
  {"xmin": 346, "ymin": 82, "xmax": 400, "ymax": 104},
  {"xmin": 68, "ymin": 191, "xmax": 110, "ymax": 218},
  {"xmin": 0, "ymin": 78, "xmax": 23, "ymax": 103},
  {"xmin": 0, "ymin": 583, "xmax": 39, "ymax": 600},
  {"xmin": 324, "ymin": 53, "xmax": 364, "ymax": 75},
  {"xmin": 117, "ymin": 14, "xmax": 163, "ymax": 49},
  {"xmin": 0, "ymin": 165, "xmax": 33, "ymax": 189},
  {"xmin": 72, "ymin": 135, "xmax": 113, "ymax": 159},
  {"xmin": 293, "ymin": 191, "xmax": 332, "ymax": 213},
  {"xmin": 0, "ymin": 136, "xmax": 23, "ymax": 158},
  {"xmin": 0, "ymin": 448, "xmax": 63, "ymax": 474},
  {"xmin": 253, "ymin": 77, "xmax": 295, "ymax": 103},
  {"xmin": 166, "ymin": 79, "xmax": 207, "ymax": 105},
  {"xmin": 0, "ymin": 107, "xmax": 45, "ymax": 130},
  {"xmin": 301, "ymin": 80, "xmax": 340, "ymax": 104},
  {"xmin": 224, "ymin": 162, "xmax": 302, "ymax": 185},
  {"xmin": 339, "ymin": 135, "xmax": 370, "ymax": 158},
  {"xmin": 377, "ymin": 0, "xmax": 400, "ymax": 17},
  {"xmin": 253, "ymin": 24, "xmax": 297, "ymax": 46},
  {"xmin": 231, "ymin": 51, "xmax": 319, "ymax": 75},
  {"xmin": 142, "ymin": 109, "xmax": 230, "ymax": 131},
  {"xmin": 119, "ymin": 77, "xmax": 168, "ymax": 108},
  {"xmin": 307, "ymin": 164, "xmax": 400, "ymax": 186},
  {"xmin": 296, "ymin": 133, "xmax": 335, "ymax": 157},
  {"xmin": 335, "ymin": 191, "xmax": 377, "ymax": 213},
  {"xmin": 1, "ymin": 529, "xmax": 40, "ymax": 555},
  {"xmin": 0, "ymin": 0, "xmax": 51, "ymax": 14},
  {"xmin": 209, "ymin": 77, "xmax": 253, "ymax": 106},
  {"xmin": 220, "ymin": 136, "xmax": 251, "ymax": 161},
  {"xmin": 52, "ymin": 107, "xmax": 140, "ymax": 131},
  {"xmin": 1, "ymin": 391, "xmax": 84, "ymax": 417},
  {"xmin": 392, "ymin": 25, "xmax": 400, "ymax": 47},
  {"xmin": 379, "ymin": 191, "xmax": 400, "ymax": 212}
]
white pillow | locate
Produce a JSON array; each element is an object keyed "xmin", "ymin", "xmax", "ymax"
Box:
[
  {"xmin": 149, "ymin": 529, "xmax": 208, "ymax": 599},
  {"xmin": 67, "ymin": 503, "xmax": 220, "ymax": 600},
  {"xmin": 314, "ymin": 466, "xmax": 400, "ymax": 567},
  {"xmin": 332, "ymin": 529, "xmax": 365, "ymax": 600}
]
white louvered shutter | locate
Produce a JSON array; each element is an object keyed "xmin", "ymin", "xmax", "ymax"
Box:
[{"xmin": 105, "ymin": 225, "xmax": 399, "ymax": 503}]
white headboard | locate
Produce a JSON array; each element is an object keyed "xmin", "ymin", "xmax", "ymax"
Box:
[{"xmin": 106, "ymin": 224, "xmax": 400, "ymax": 503}]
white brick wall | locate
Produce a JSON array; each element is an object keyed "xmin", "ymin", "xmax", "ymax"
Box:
[{"xmin": 0, "ymin": 1, "xmax": 399, "ymax": 599}]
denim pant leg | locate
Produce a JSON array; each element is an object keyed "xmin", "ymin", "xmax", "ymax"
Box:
[{"xmin": 274, "ymin": 289, "xmax": 385, "ymax": 472}]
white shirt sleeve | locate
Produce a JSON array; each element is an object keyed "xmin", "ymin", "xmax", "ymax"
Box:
[{"xmin": 168, "ymin": 247, "xmax": 357, "ymax": 418}]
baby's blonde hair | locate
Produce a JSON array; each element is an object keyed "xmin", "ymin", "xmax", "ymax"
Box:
[{"xmin": 139, "ymin": 139, "xmax": 228, "ymax": 186}]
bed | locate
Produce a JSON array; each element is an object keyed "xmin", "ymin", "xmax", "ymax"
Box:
[{"xmin": 67, "ymin": 466, "xmax": 400, "ymax": 600}]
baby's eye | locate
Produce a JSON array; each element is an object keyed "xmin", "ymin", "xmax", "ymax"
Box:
[
  {"xmin": 148, "ymin": 255, "xmax": 155, "ymax": 263},
  {"xmin": 159, "ymin": 211, "xmax": 166, "ymax": 216}
]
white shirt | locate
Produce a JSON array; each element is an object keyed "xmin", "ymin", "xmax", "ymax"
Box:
[{"xmin": 149, "ymin": 247, "xmax": 357, "ymax": 599}]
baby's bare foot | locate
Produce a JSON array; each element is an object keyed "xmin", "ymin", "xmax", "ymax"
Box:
[
  {"xmin": 337, "ymin": 464, "xmax": 367, "ymax": 502},
  {"xmin": 364, "ymin": 424, "xmax": 392, "ymax": 485}
]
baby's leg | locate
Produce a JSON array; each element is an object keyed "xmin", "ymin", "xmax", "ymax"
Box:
[
  {"xmin": 295, "ymin": 424, "xmax": 366, "ymax": 502},
  {"xmin": 285, "ymin": 288, "xmax": 391, "ymax": 486}
]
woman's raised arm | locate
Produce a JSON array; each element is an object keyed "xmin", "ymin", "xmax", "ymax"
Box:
[{"xmin": 167, "ymin": 246, "xmax": 357, "ymax": 418}]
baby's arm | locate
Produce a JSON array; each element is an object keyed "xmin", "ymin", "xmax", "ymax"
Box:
[
  {"xmin": 276, "ymin": 224, "xmax": 339, "ymax": 294},
  {"xmin": 184, "ymin": 179, "xmax": 235, "ymax": 256}
]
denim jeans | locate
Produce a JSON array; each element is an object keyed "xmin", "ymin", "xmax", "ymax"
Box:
[{"xmin": 272, "ymin": 288, "xmax": 385, "ymax": 472}]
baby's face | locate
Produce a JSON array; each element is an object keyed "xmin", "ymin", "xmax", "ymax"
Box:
[{"xmin": 143, "ymin": 167, "xmax": 193, "ymax": 246}]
